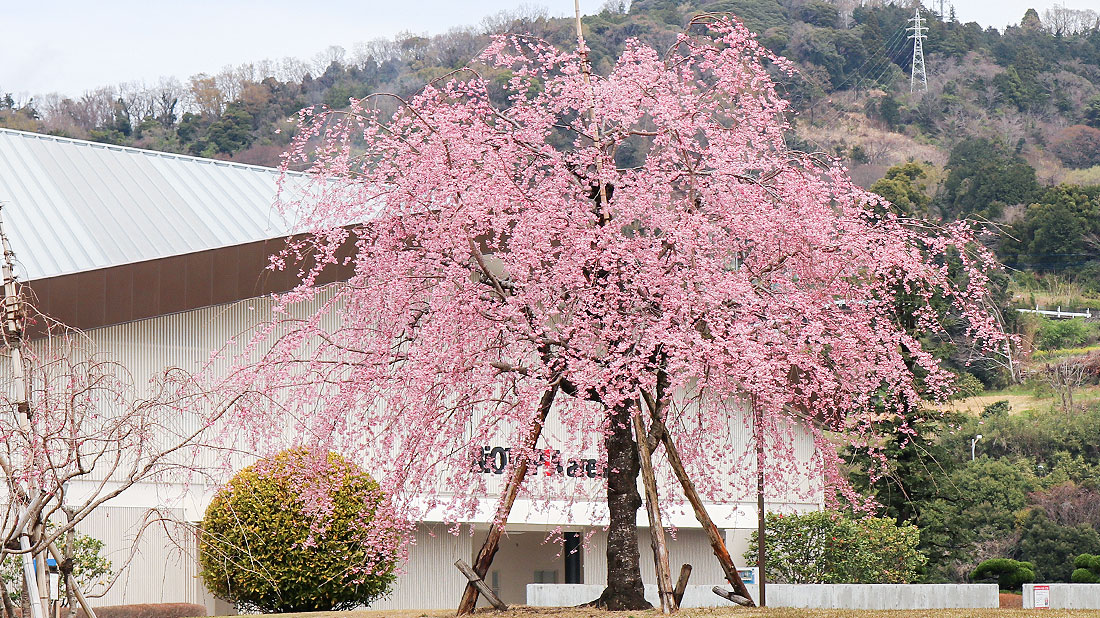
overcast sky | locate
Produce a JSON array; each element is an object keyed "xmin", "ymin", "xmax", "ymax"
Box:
[{"xmin": 0, "ymin": 0, "xmax": 1088, "ymax": 99}]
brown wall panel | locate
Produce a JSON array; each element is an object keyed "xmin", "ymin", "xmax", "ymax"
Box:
[
  {"xmin": 45, "ymin": 275, "xmax": 78, "ymax": 327},
  {"xmin": 104, "ymin": 267, "xmax": 134, "ymax": 325},
  {"xmin": 25, "ymin": 233, "xmax": 357, "ymax": 334},
  {"xmin": 236, "ymin": 242, "xmax": 268, "ymax": 299},
  {"xmin": 210, "ymin": 246, "xmax": 239, "ymax": 306},
  {"xmin": 131, "ymin": 260, "xmax": 161, "ymax": 319},
  {"xmin": 158, "ymin": 256, "xmax": 187, "ymax": 316},
  {"xmin": 77, "ymin": 269, "xmax": 107, "ymax": 327},
  {"xmin": 185, "ymin": 251, "xmax": 214, "ymax": 309}
]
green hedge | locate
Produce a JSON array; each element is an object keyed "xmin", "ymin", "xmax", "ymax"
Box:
[{"xmin": 744, "ymin": 510, "xmax": 926, "ymax": 584}]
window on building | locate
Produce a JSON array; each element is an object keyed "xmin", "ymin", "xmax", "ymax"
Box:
[{"xmin": 534, "ymin": 570, "xmax": 558, "ymax": 584}]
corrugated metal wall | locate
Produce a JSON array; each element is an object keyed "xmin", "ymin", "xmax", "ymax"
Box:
[
  {"xmin": 369, "ymin": 525, "xmax": 472, "ymax": 610},
  {"xmin": 581, "ymin": 528, "xmax": 730, "ymax": 587},
  {"xmin": 74, "ymin": 506, "xmax": 223, "ymax": 610},
  {"xmin": 18, "ymin": 291, "xmax": 341, "ymax": 611}
]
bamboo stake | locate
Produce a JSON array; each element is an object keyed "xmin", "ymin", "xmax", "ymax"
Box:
[
  {"xmin": 1, "ymin": 207, "xmax": 46, "ymax": 618},
  {"xmin": 35, "ymin": 524, "xmax": 48, "ymax": 618},
  {"xmin": 574, "ymin": 0, "xmax": 609, "ymax": 213},
  {"xmin": 632, "ymin": 410, "xmax": 676, "ymax": 613},
  {"xmin": 457, "ymin": 384, "xmax": 558, "ymax": 614},
  {"xmin": 642, "ymin": 394, "xmax": 756, "ymax": 606}
]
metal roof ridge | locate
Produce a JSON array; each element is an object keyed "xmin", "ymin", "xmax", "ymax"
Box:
[{"xmin": 0, "ymin": 127, "xmax": 297, "ymax": 175}]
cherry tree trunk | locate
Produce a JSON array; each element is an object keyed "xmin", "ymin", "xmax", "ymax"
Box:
[{"xmin": 595, "ymin": 403, "xmax": 651, "ymax": 610}]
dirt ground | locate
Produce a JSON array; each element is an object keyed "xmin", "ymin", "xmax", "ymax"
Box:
[{"xmin": 228, "ymin": 606, "xmax": 1100, "ymax": 618}]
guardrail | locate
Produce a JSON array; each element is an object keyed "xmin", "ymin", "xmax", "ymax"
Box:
[{"xmin": 1017, "ymin": 307, "xmax": 1093, "ymax": 319}]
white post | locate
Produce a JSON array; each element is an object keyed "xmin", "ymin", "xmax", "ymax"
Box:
[{"xmin": 19, "ymin": 534, "xmax": 45, "ymax": 618}]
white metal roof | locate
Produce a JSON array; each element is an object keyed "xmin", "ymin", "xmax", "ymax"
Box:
[{"xmin": 0, "ymin": 127, "xmax": 297, "ymax": 282}]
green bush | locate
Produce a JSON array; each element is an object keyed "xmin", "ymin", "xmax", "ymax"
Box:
[
  {"xmin": 971, "ymin": 558, "xmax": 1036, "ymax": 589},
  {"xmin": 1036, "ymin": 318, "xmax": 1092, "ymax": 351},
  {"xmin": 952, "ymin": 372, "xmax": 985, "ymax": 399},
  {"xmin": 1071, "ymin": 553, "xmax": 1100, "ymax": 583},
  {"xmin": 198, "ymin": 448, "xmax": 396, "ymax": 613},
  {"xmin": 1, "ymin": 527, "xmax": 112, "ymax": 603},
  {"xmin": 744, "ymin": 510, "xmax": 926, "ymax": 584}
]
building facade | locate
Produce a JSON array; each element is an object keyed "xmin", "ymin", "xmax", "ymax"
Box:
[{"xmin": 0, "ymin": 128, "xmax": 823, "ymax": 611}]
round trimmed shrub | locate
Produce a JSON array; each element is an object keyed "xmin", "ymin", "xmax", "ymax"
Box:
[
  {"xmin": 971, "ymin": 558, "xmax": 1036, "ymax": 590},
  {"xmin": 199, "ymin": 448, "xmax": 396, "ymax": 612},
  {"xmin": 1072, "ymin": 553, "xmax": 1100, "ymax": 583}
]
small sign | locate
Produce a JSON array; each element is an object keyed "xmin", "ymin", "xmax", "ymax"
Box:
[
  {"xmin": 1034, "ymin": 584, "xmax": 1050, "ymax": 609},
  {"xmin": 738, "ymin": 567, "xmax": 758, "ymax": 585}
]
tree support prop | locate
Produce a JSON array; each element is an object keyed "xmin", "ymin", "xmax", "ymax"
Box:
[
  {"xmin": 672, "ymin": 564, "xmax": 691, "ymax": 607},
  {"xmin": 632, "ymin": 411, "xmax": 676, "ymax": 613},
  {"xmin": 642, "ymin": 394, "xmax": 756, "ymax": 606},
  {"xmin": 455, "ymin": 560, "xmax": 506, "ymax": 611},
  {"xmin": 712, "ymin": 586, "xmax": 753, "ymax": 607},
  {"xmin": 46, "ymin": 542, "xmax": 97, "ymax": 618},
  {"xmin": 456, "ymin": 384, "xmax": 558, "ymax": 614}
]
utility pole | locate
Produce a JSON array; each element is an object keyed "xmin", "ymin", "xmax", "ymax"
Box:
[
  {"xmin": 908, "ymin": 7, "xmax": 928, "ymax": 93},
  {"xmin": 1, "ymin": 205, "xmax": 98, "ymax": 618},
  {"xmin": 0, "ymin": 205, "xmax": 46, "ymax": 618}
]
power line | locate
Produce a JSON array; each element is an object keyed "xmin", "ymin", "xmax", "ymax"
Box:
[
  {"xmin": 792, "ymin": 24, "xmax": 911, "ymax": 130},
  {"xmin": 797, "ymin": 27, "xmax": 913, "ymax": 138}
]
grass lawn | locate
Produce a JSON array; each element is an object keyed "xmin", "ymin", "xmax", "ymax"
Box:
[{"xmin": 227, "ymin": 607, "xmax": 1100, "ymax": 618}]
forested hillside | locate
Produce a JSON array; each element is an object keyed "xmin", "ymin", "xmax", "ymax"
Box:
[{"xmin": 3, "ymin": 1, "xmax": 1098, "ymax": 176}]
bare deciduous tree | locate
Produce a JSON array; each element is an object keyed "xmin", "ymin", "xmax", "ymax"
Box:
[{"xmin": 0, "ymin": 215, "xmax": 231, "ymax": 618}]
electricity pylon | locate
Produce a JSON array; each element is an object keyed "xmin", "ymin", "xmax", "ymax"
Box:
[{"xmin": 908, "ymin": 7, "xmax": 928, "ymax": 93}]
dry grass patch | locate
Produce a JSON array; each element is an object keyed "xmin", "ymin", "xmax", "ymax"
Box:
[{"xmin": 939, "ymin": 384, "xmax": 1100, "ymax": 415}]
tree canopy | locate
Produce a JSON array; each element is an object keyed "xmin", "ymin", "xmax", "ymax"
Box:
[{"xmin": 219, "ymin": 14, "xmax": 1008, "ymax": 609}]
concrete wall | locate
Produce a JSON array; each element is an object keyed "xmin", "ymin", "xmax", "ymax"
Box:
[
  {"xmin": 1023, "ymin": 584, "xmax": 1100, "ymax": 609},
  {"xmin": 528, "ymin": 583, "xmax": 999, "ymax": 609}
]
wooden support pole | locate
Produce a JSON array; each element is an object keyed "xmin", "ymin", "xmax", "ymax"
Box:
[
  {"xmin": 456, "ymin": 384, "xmax": 558, "ymax": 614},
  {"xmin": 711, "ymin": 586, "xmax": 753, "ymax": 607},
  {"xmin": 672, "ymin": 564, "xmax": 692, "ymax": 607},
  {"xmin": 754, "ymin": 398, "xmax": 766, "ymax": 608},
  {"xmin": 45, "ymin": 543, "xmax": 95, "ymax": 618},
  {"xmin": 632, "ymin": 411, "xmax": 676, "ymax": 614},
  {"xmin": 0, "ymin": 577, "xmax": 16, "ymax": 618},
  {"xmin": 455, "ymin": 560, "xmax": 507, "ymax": 611},
  {"xmin": 642, "ymin": 394, "xmax": 756, "ymax": 607}
]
